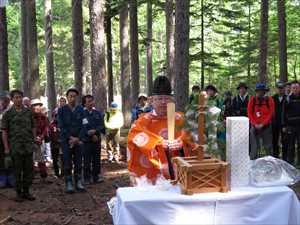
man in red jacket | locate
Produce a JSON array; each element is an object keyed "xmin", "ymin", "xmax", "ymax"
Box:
[{"xmin": 248, "ymin": 83, "xmax": 275, "ymax": 159}]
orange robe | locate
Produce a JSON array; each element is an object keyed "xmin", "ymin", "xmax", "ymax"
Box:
[{"xmin": 127, "ymin": 112, "xmax": 193, "ymax": 182}]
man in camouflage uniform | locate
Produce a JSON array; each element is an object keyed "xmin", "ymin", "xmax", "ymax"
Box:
[{"xmin": 1, "ymin": 90, "xmax": 36, "ymax": 202}]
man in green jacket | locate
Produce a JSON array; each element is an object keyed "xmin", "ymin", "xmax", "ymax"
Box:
[{"xmin": 2, "ymin": 90, "xmax": 36, "ymax": 202}]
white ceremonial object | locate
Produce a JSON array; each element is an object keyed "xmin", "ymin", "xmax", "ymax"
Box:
[
  {"xmin": 226, "ymin": 117, "xmax": 250, "ymax": 187},
  {"xmin": 113, "ymin": 186, "xmax": 300, "ymax": 225},
  {"xmin": 0, "ymin": 0, "xmax": 8, "ymax": 7}
]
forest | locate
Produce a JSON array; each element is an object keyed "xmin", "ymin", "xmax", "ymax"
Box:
[{"xmin": 0, "ymin": 0, "xmax": 299, "ymax": 125}]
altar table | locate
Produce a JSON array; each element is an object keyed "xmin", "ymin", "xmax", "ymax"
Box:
[{"xmin": 112, "ymin": 185, "xmax": 300, "ymax": 225}]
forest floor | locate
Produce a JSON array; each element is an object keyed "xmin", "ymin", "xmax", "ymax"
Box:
[
  {"xmin": 1, "ymin": 133, "xmax": 300, "ymax": 225},
  {"xmin": 0, "ymin": 134, "xmax": 130, "ymax": 225},
  {"xmin": 0, "ymin": 161, "xmax": 129, "ymax": 225}
]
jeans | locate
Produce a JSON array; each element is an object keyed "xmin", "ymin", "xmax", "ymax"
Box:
[{"xmin": 41, "ymin": 142, "xmax": 52, "ymax": 162}]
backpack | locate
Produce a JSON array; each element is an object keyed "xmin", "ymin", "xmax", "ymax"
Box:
[{"xmin": 252, "ymin": 96, "xmax": 270, "ymax": 113}]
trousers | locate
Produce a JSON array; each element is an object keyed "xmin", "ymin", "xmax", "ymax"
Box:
[
  {"xmin": 83, "ymin": 141, "xmax": 101, "ymax": 181},
  {"xmin": 12, "ymin": 152, "xmax": 34, "ymax": 192},
  {"xmin": 61, "ymin": 141, "xmax": 83, "ymax": 179},
  {"xmin": 250, "ymin": 124, "xmax": 273, "ymax": 160},
  {"xmin": 286, "ymin": 126, "xmax": 300, "ymax": 165}
]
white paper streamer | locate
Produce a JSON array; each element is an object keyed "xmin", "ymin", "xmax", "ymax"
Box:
[{"xmin": 226, "ymin": 117, "xmax": 251, "ymax": 187}]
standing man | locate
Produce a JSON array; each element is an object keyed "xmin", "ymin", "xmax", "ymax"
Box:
[
  {"xmin": 248, "ymin": 83, "xmax": 275, "ymax": 159},
  {"xmin": 272, "ymin": 82, "xmax": 287, "ymax": 159},
  {"xmin": 285, "ymin": 82, "xmax": 291, "ymax": 96},
  {"xmin": 81, "ymin": 95, "xmax": 105, "ymax": 184},
  {"xmin": 49, "ymin": 110, "xmax": 63, "ymax": 178},
  {"xmin": 0, "ymin": 91, "xmax": 12, "ymax": 188},
  {"xmin": 105, "ymin": 103, "xmax": 124, "ymax": 163},
  {"xmin": 232, "ymin": 82, "xmax": 249, "ymax": 117},
  {"xmin": 282, "ymin": 81, "xmax": 300, "ymax": 165},
  {"xmin": 189, "ymin": 85, "xmax": 201, "ymax": 103},
  {"xmin": 205, "ymin": 85, "xmax": 223, "ymax": 109},
  {"xmin": 22, "ymin": 97, "xmax": 31, "ymax": 108},
  {"xmin": 1, "ymin": 90, "xmax": 36, "ymax": 201},
  {"xmin": 0, "ymin": 91, "xmax": 10, "ymax": 170},
  {"xmin": 31, "ymin": 99, "xmax": 49, "ymax": 180},
  {"xmin": 58, "ymin": 88, "xmax": 85, "ymax": 193},
  {"xmin": 131, "ymin": 94, "xmax": 152, "ymax": 123}
]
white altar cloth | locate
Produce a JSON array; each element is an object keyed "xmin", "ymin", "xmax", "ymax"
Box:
[{"xmin": 112, "ymin": 185, "xmax": 300, "ymax": 225}]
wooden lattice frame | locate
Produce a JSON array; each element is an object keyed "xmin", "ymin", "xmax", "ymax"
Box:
[{"xmin": 173, "ymin": 157, "xmax": 230, "ymax": 195}]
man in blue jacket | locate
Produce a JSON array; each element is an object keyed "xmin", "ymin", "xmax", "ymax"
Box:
[
  {"xmin": 81, "ymin": 95, "xmax": 105, "ymax": 184},
  {"xmin": 58, "ymin": 88, "xmax": 85, "ymax": 193}
]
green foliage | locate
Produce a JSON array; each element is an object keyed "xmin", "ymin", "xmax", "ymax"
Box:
[
  {"xmin": 5, "ymin": 0, "xmax": 300, "ymax": 96},
  {"xmin": 179, "ymin": 94, "xmax": 224, "ymax": 158}
]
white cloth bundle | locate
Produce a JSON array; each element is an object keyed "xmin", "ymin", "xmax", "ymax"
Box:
[
  {"xmin": 250, "ymin": 156, "xmax": 300, "ymax": 187},
  {"xmin": 226, "ymin": 117, "xmax": 250, "ymax": 187}
]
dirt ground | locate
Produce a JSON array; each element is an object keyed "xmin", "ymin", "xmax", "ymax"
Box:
[
  {"xmin": 0, "ymin": 161, "xmax": 130, "ymax": 225},
  {"xmin": 1, "ymin": 132, "xmax": 300, "ymax": 225}
]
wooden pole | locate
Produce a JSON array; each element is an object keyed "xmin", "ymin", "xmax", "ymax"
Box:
[
  {"xmin": 198, "ymin": 92, "xmax": 206, "ymax": 160},
  {"xmin": 166, "ymin": 102, "xmax": 176, "ymax": 179}
]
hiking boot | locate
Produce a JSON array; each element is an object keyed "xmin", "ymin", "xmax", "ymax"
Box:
[
  {"xmin": 83, "ymin": 177, "xmax": 92, "ymax": 186},
  {"xmin": 75, "ymin": 179, "xmax": 86, "ymax": 192},
  {"xmin": 22, "ymin": 190, "xmax": 36, "ymax": 201},
  {"xmin": 65, "ymin": 176, "xmax": 74, "ymax": 194},
  {"xmin": 93, "ymin": 175, "xmax": 104, "ymax": 184},
  {"xmin": 14, "ymin": 191, "xmax": 24, "ymax": 203}
]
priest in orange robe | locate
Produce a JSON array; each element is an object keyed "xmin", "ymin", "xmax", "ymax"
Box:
[{"xmin": 128, "ymin": 76, "xmax": 194, "ymax": 185}]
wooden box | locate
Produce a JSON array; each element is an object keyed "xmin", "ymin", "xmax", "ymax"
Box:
[{"xmin": 172, "ymin": 156, "xmax": 230, "ymax": 195}]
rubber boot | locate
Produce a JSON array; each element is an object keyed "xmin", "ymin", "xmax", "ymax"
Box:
[
  {"xmin": 65, "ymin": 176, "xmax": 74, "ymax": 194},
  {"xmin": 22, "ymin": 188, "xmax": 36, "ymax": 201},
  {"xmin": 75, "ymin": 176, "xmax": 86, "ymax": 192},
  {"xmin": 14, "ymin": 190, "xmax": 24, "ymax": 203}
]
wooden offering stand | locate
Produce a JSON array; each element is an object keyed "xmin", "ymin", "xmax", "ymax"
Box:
[{"xmin": 172, "ymin": 92, "xmax": 230, "ymax": 195}]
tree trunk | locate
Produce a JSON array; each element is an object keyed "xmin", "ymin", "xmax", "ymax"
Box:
[
  {"xmin": 200, "ymin": 0, "xmax": 204, "ymax": 89},
  {"xmin": 258, "ymin": 0, "xmax": 269, "ymax": 84},
  {"xmin": 89, "ymin": 0, "xmax": 107, "ymax": 111},
  {"xmin": 146, "ymin": 0, "xmax": 153, "ymax": 96},
  {"xmin": 120, "ymin": 3, "xmax": 131, "ymax": 128},
  {"xmin": 175, "ymin": 0, "xmax": 190, "ymax": 111},
  {"xmin": 106, "ymin": 9, "xmax": 114, "ymax": 105},
  {"xmin": 277, "ymin": 0, "xmax": 288, "ymax": 82},
  {"xmin": 26, "ymin": 0, "xmax": 40, "ymax": 98},
  {"xmin": 273, "ymin": 55, "xmax": 277, "ymax": 85},
  {"xmin": 159, "ymin": 32, "xmax": 164, "ymax": 70},
  {"xmin": 0, "ymin": 7, "xmax": 9, "ymax": 91},
  {"xmin": 165, "ymin": 0, "xmax": 175, "ymax": 89},
  {"xmin": 72, "ymin": 0, "xmax": 84, "ymax": 99},
  {"xmin": 21, "ymin": 0, "xmax": 29, "ymax": 96},
  {"xmin": 129, "ymin": 0, "xmax": 140, "ymax": 103},
  {"xmin": 247, "ymin": 2, "xmax": 251, "ymax": 82},
  {"xmin": 293, "ymin": 57, "xmax": 297, "ymax": 81},
  {"xmin": 44, "ymin": 0, "xmax": 56, "ymax": 116}
]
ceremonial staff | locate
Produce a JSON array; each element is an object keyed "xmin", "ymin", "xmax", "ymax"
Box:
[{"xmin": 166, "ymin": 102, "xmax": 175, "ymax": 180}]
